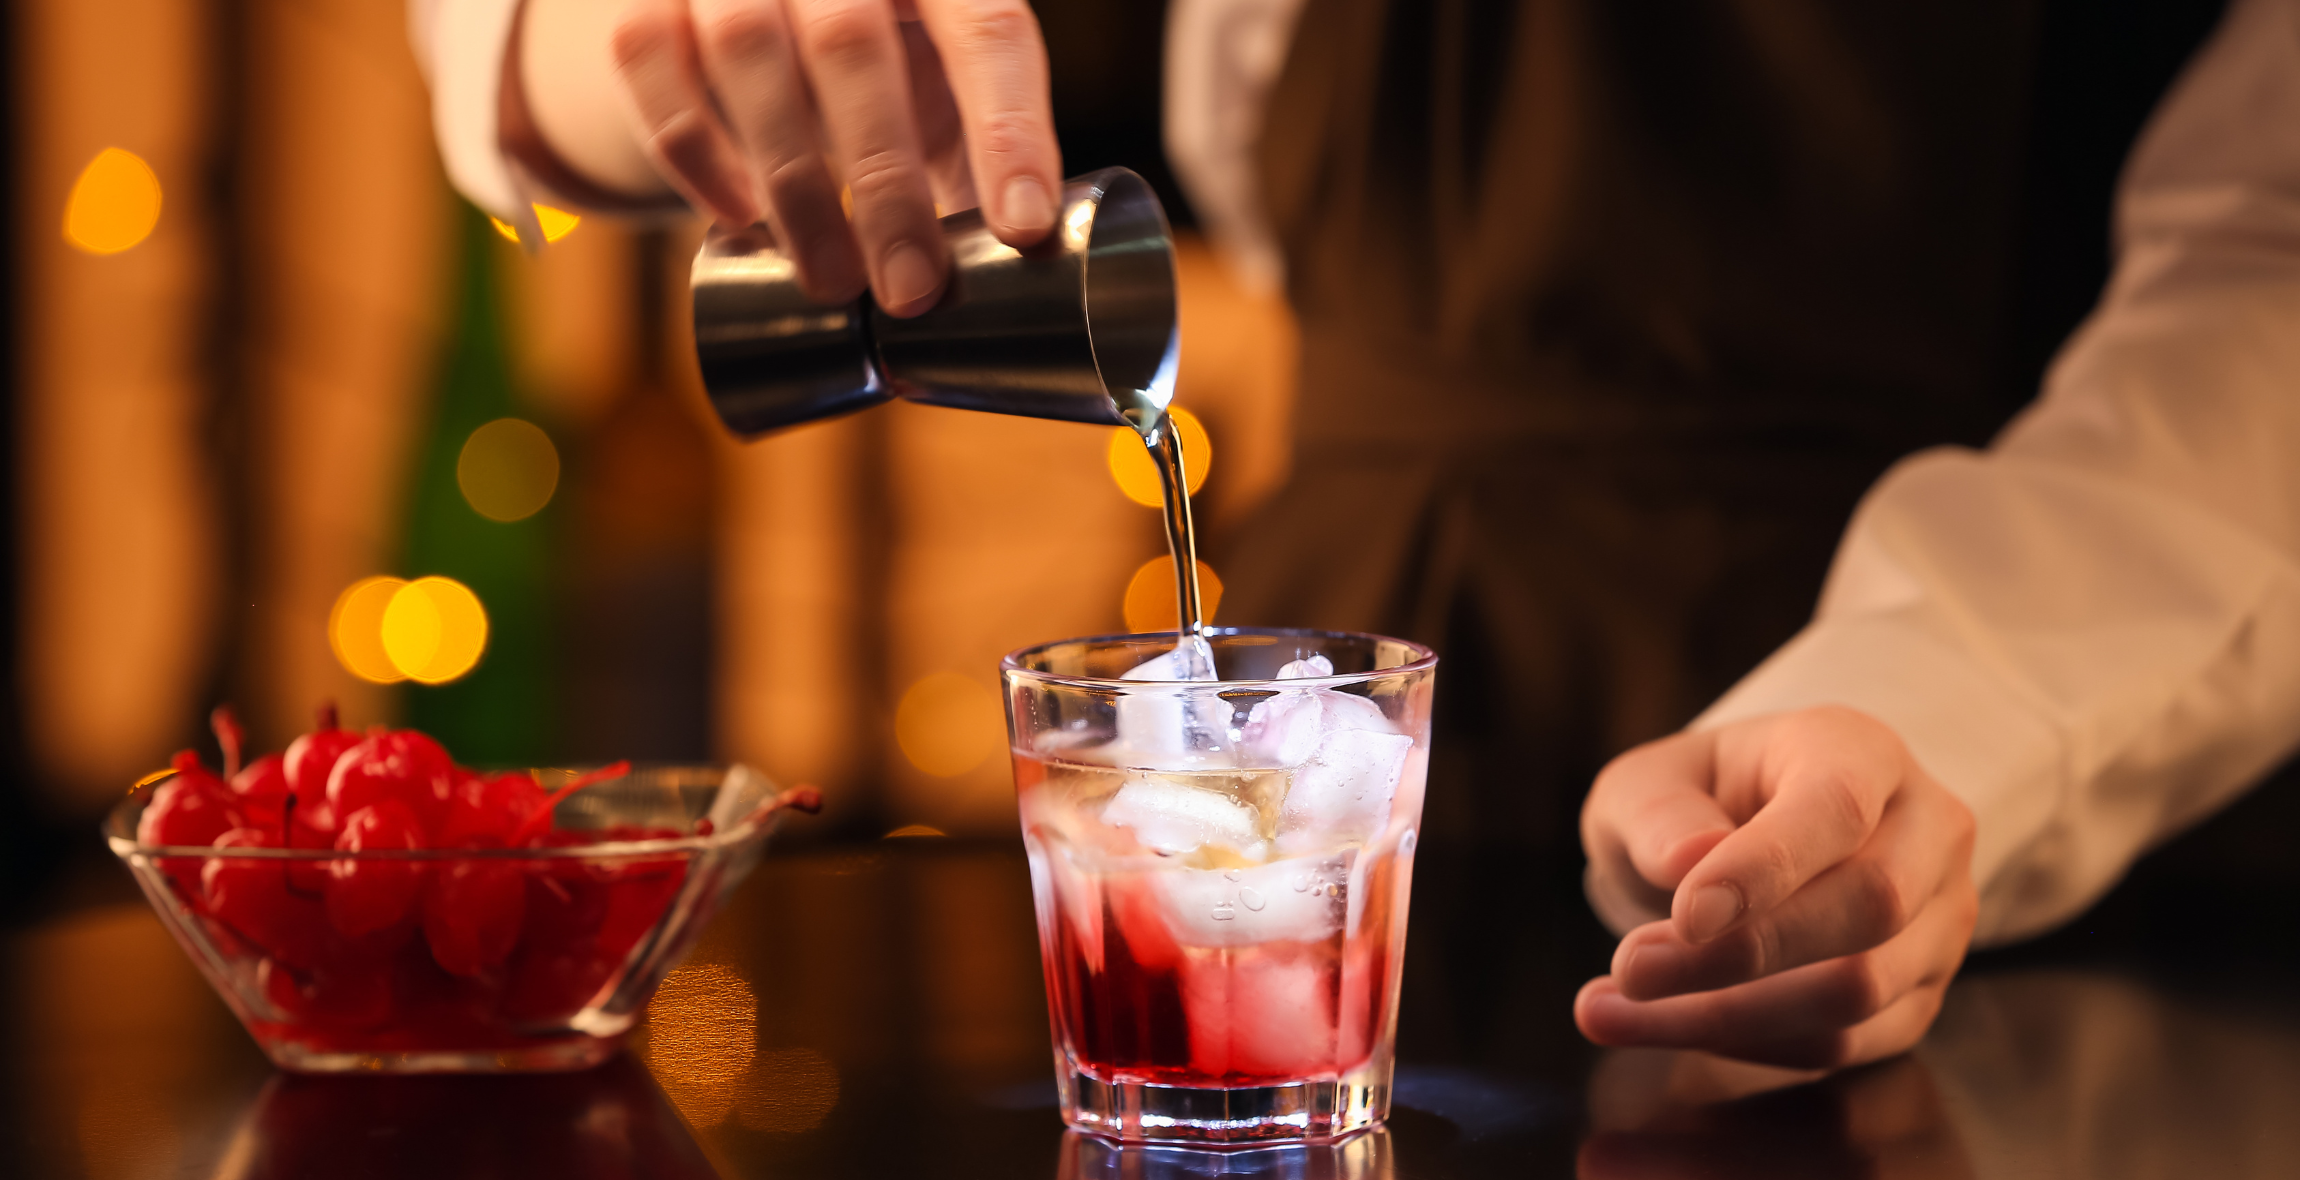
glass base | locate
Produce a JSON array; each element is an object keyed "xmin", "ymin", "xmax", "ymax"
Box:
[
  {"xmin": 1060, "ymin": 1062, "xmax": 1390, "ymax": 1145},
  {"xmin": 257, "ymin": 1034, "xmax": 621, "ymax": 1074}
]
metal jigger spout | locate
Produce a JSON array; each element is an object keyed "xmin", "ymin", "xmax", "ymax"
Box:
[{"xmin": 691, "ymin": 167, "xmax": 1179, "ymax": 438}]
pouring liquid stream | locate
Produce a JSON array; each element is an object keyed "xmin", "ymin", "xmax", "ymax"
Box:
[
  {"xmin": 1133, "ymin": 406, "xmax": 1217, "ymax": 682},
  {"xmin": 1146, "ymin": 421, "xmax": 1203, "ymax": 634}
]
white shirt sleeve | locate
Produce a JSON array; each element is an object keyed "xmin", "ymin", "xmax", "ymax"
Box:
[
  {"xmin": 1164, "ymin": 0, "xmax": 1308, "ymax": 294},
  {"xmin": 409, "ymin": 0, "xmax": 542, "ymax": 244},
  {"xmin": 1699, "ymin": 0, "xmax": 2300, "ymax": 946}
]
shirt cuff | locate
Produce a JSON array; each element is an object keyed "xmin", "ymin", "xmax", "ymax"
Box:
[{"xmin": 418, "ymin": 0, "xmax": 541, "ymax": 243}]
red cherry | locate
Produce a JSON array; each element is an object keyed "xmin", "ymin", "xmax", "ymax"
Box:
[
  {"xmin": 139, "ymin": 753, "xmax": 244, "ymax": 896},
  {"xmin": 282, "ymin": 803, "xmax": 337, "ymax": 894},
  {"xmin": 438, "ymin": 770, "xmax": 548, "ymax": 848},
  {"xmin": 422, "ymin": 858, "xmax": 527, "ymax": 977},
  {"xmin": 504, "ymin": 944, "xmax": 615, "ymax": 1023},
  {"xmin": 594, "ymin": 859, "xmax": 689, "ymax": 968},
  {"xmin": 229, "ymin": 753, "xmax": 289, "ymax": 829},
  {"xmin": 203, "ymin": 828, "xmax": 331, "ymax": 970},
  {"xmin": 283, "ymin": 704, "xmax": 360, "ymax": 834},
  {"xmin": 327, "ymin": 730, "xmax": 454, "ymax": 834},
  {"xmin": 259, "ymin": 956, "xmax": 393, "ymax": 1030},
  {"xmin": 325, "ymin": 800, "xmax": 428, "ymax": 937}
]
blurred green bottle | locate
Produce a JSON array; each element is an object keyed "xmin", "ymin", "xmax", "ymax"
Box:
[{"xmin": 396, "ymin": 204, "xmax": 556, "ymax": 764}]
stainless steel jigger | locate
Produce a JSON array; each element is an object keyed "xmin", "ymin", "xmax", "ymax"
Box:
[{"xmin": 691, "ymin": 166, "xmax": 1178, "ymax": 438}]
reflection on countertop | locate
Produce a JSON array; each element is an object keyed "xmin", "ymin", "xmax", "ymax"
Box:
[
  {"xmin": 210, "ymin": 1057, "xmax": 720, "ymax": 1180},
  {"xmin": 1584, "ymin": 970, "xmax": 2300, "ymax": 1180},
  {"xmin": 2, "ymin": 841, "xmax": 2296, "ymax": 1179}
]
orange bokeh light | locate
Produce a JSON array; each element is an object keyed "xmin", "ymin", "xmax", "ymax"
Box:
[
  {"xmin": 894, "ymin": 672, "xmax": 1004, "ymax": 778},
  {"xmin": 62, "ymin": 148, "xmax": 162, "ymax": 255},
  {"xmin": 489, "ymin": 204, "xmax": 582, "ymax": 245},
  {"xmin": 1123, "ymin": 557, "xmax": 1224, "ymax": 633},
  {"xmin": 1107, "ymin": 407, "xmax": 1211, "ymax": 508}
]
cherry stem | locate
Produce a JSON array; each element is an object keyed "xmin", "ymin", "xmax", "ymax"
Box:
[
  {"xmin": 317, "ymin": 700, "xmax": 339, "ymax": 732},
  {"xmin": 210, "ymin": 705, "xmax": 244, "ymax": 781},
  {"xmin": 507, "ymin": 761, "xmax": 633, "ymax": 847}
]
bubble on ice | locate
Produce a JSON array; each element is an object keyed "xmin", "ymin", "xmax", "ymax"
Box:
[{"xmin": 1150, "ymin": 851, "xmax": 1351, "ymax": 948}]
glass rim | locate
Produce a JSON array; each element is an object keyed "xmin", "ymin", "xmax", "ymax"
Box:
[
  {"xmin": 999, "ymin": 625, "xmax": 1438, "ymax": 691},
  {"xmin": 105, "ymin": 761, "xmax": 793, "ymax": 862}
]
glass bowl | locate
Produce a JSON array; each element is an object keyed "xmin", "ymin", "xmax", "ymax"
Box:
[{"xmin": 105, "ymin": 764, "xmax": 803, "ymax": 1074}]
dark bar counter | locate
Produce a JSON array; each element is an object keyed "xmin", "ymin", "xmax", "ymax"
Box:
[{"xmin": 3, "ymin": 830, "xmax": 2296, "ymax": 1179}]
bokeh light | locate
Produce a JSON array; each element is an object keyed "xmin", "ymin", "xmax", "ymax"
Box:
[
  {"xmin": 737, "ymin": 1048, "xmax": 842, "ymax": 1133},
  {"xmin": 62, "ymin": 148, "xmax": 162, "ymax": 255},
  {"xmin": 488, "ymin": 204, "xmax": 582, "ymax": 245},
  {"xmin": 380, "ymin": 577, "xmax": 489, "ymax": 685},
  {"xmin": 641, "ymin": 963, "xmax": 841, "ymax": 1133},
  {"xmin": 894, "ymin": 672, "xmax": 1004, "ymax": 777},
  {"xmin": 1123, "ymin": 557, "xmax": 1225, "ymax": 633},
  {"xmin": 1107, "ymin": 407, "xmax": 1211, "ymax": 507},
  {"xmin": 329, "ymin": 577, "xmax": 409, "ymax": 684},
  {"xmin": 333, "ymin": 576, "xmax": 490, "ymax": 684},
  {"xmin": 456, "ymin": 417, "xmax": 560, "ymax": 522},
  {"xmin": 644, "ymin": 963, "xmax": 756, "ymax": 1128}
]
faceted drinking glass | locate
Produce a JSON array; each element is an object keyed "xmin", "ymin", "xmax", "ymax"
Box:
[{"xmin": 1003, "ymin": 627, "xmax": 1438, "ymax": 1144}]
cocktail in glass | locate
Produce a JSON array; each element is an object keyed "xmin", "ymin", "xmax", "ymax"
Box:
[{"xmin": 1002, "ymin": 627, "xmax": 1438, "ymax": 1144}]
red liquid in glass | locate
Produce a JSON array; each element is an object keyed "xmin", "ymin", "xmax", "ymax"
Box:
[{"xmin": 1016, "ymin": 754, "xmax": 1412, "ymax": 1089}]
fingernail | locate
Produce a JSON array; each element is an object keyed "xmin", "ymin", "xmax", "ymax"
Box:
[
  {"xmin": 1684, "ymin": 884, "xmax": 1744, "ymax": 943},
  {"xmin": 1002, "ymin": 175, "xmax": 1053, "ymax": 234},
  {"xmin": 880, "ymin": 241, "xmax": 942, "ymax": 315},
  {"xmin": 1621, "ymin": 942, "xmax": 1686, "ymax": 999}
]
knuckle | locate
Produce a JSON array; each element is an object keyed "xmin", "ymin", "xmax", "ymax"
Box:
[
  {"xmin": 1814, "ymin": 1028, "xmax": 1862, "ymax": 1070},
  {"xmin": 1850, "ymin": 857, "xmax": 1913, "ymax": 939},
  {"xmin": 1747, "ymin": 919, "xmax": 1787, "ymax": 978},
  {"xmin": 1944, "ymin": 791, "xmax": 1978, "ymax": 856},
  {"xmin": 842, "ymin": 149, "xmax": 923, "ymax": 210},
  {"xmin": 968, "ymin": 110, "xmax": 1046, "ymax": 166},
  {"xmin": 1832, "ymin": 953, "xmax": 1893, "ymax": 1022},
  {"xmin": 761, "ymin": 157, "xmax": 832, "ymax": 205},
  {"xmin": 1752, "ymin": 837, "xmax": 1801, "ymax": 900},
  {"xmin": 1804, "ymin": 703, "xmax": 1876, "ymax": 735},
  {"xmin": 700, "ymin": 4, "xmax": 787, "ymax": 62},
  {"xmin": 942, "ymin": 2, "xmax": 1041, "ymax": 53},
  {"xmin": 1810, "ymin": 768, "xmax": 1877, "ymax": 834},
  {"xmin": 797, "ymin": 1, "xmax": 888, "ymax": 71},
  {"xmin": 1949, "ymin": 880, "xmax": 1981, "ymax": 937},
  {"xmin": 646, "ymin": 108, "xmax": 720, "ymax": 167},
  {"xmin": 610, "ymin": 8, "xmax": 686, "ymax": 70}
]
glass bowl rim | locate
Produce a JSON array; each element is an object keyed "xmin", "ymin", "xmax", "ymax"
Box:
[
  {"xmin": 999, "ymin": 625, "xmax": 1438, "ymax": 691},
  {"xmin": 106, "ymin": 760, "xmax": 797, "ymax": 862}
]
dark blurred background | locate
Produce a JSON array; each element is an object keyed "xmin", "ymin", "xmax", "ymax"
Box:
[{"xmin": 4, "ymin": 0, "xmax": 2295, "ymax": 979}]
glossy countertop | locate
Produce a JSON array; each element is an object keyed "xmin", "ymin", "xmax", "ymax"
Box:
[{"xmin": 2, "ymin": 832, "xmax": 2295, "ymax": 1179}]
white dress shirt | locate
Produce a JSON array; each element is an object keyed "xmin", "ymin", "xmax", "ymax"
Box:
[{"xmin": 415, "ymin": 0, "xmax": 2300, "ymax": 947}]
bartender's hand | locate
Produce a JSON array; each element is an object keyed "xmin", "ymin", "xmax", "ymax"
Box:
[
  {"xmin": 526, "ymin": 0, "xmax": 1061, "ymax": 315},
  {"xmin": 1576, "ymin": 707, "xmax": 1978, "ymax": 1070}
]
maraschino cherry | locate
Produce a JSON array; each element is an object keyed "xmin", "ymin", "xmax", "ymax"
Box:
[
  {"xmin": 281, "ymin": 703, "xmax": 359, "ymax": 835},
  {"xmin": 137, "ymin": 704, "xmax": 778, "ymax": 1059},
  {"xmin": 327, "ymin": 728, "xmax": 455, "ymax": 834},
  {"xmin": 327, "ymin": 799, "xmax": 428, "ymax": 936}
]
